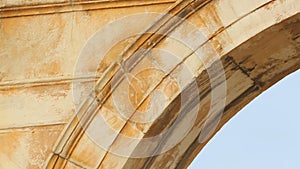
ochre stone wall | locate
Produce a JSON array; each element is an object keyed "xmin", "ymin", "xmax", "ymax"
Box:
[{"xmin": 0, "ymin": 0, "xmax": 299, "ymax": 168}]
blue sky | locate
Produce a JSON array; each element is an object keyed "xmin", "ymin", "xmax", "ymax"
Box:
[{"xmin": 189, "ymin": 69, "xmax": 300, "ymax": 169}]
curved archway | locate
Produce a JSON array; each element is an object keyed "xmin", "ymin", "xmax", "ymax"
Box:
[
  {"xmin": 45, "ymin": 0, "xmax": 299, "ymax": 168},
  {"xmin": 4, "ymin": 0, "xmax": 298, "ymax": 168},
  {"xmin": 2, "ymin": 0, "xmax": 296, "ymax": 168},
  {"xmin": 189, "ymin": 70, "xmax": 300, "ymax": 169}
]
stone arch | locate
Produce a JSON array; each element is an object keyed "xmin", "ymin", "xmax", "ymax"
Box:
[
  {"xmin": 40, "ymin": 0, "xmax": 300, "ymax": 168},
  {"xmin": 0, "ymin": 0, "xmax": 300, "ymax": 168}
]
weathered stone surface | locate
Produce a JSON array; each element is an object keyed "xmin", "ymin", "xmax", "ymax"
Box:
[
  {"xmin": 0, "ymin": 0, "xmax": 299, "ymax": 168},
  {"xmin": 0, "ymin": 125, "xmax": 63, "ymax": 168}
]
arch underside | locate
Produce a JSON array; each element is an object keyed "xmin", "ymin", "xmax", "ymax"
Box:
[{"xmin": 0, "ymin": 0, "xmax": 299, "ymax": 168}]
